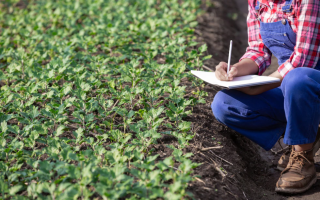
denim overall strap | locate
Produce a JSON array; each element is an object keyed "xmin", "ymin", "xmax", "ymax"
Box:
[
  {"xmin": 282, "ymin": 0, "xmax": 294, "ymax": 12},
  {"xmin": 255, "ymin": 0, "xmax": 260, "ymax": 10}
]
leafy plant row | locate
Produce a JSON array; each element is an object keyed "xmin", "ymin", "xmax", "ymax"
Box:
[{"xmin": 0, "ymin": 0, "xmax": 209, "ymax": 199}]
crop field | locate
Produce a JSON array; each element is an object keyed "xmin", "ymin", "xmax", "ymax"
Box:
[{"xmin": 0, "ymin": 0, "xmax": 211, "ymax": 199}]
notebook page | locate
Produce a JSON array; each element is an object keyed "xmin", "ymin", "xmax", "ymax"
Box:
[{"xmin": 191, "ymin": 71, "xmax": 280, "ymax": 89}]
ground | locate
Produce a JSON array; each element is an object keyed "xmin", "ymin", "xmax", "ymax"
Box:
[
  {"xmin": 1, "ymin": 0, "xmax": 319, "ymax": 199},
  {"xmin": 183, "ymin": 0, "xmax": 320, "ymax": 199}
]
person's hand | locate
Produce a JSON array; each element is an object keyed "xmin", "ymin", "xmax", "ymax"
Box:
[{"xmin": 215, "ymin": 62, "xmax": 238, "ymax": 81}]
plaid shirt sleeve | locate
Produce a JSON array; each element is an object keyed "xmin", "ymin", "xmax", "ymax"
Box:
[
  {"xmin": 278, "ymin": 0, "xmax": 320, "ymax": 77},
  {"xmin": 239, "ymin": 1, "xmax": 272, "ymax": 75}
]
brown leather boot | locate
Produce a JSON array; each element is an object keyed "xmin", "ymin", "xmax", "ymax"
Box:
[
  {"xmin": 277, "ymin": 146, "xmax": 292, "ymax": 171},
  {"xmin": 275, "ymin": 147, "xmax": 317, "ymax": 194},
  {"xmin": 277, "ymin": 131, "xmax": 320, "ymax": 171}
]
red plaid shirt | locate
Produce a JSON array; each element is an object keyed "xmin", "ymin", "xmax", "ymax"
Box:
[{"xmin": 240, "ymin": 0, "xmax": 320, "ymax": 77}]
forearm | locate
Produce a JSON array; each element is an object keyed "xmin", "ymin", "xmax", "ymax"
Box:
[
  {"xmin": 215, "ymin": 58, "xmax": 261, "ymax": 81},
  {"xmin": 232, "ymin": 58, "xmax": 259, "ymax": 76}
]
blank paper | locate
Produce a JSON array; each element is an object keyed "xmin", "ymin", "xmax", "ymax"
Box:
[{"xmin": 191, "ymin": 71, "xmax": 280, "ymax": 89}]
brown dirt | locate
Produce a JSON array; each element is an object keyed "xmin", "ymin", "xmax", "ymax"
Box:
[{"xmin": 176, "ymin": 0, "xmax": 320, "ymax": 199}]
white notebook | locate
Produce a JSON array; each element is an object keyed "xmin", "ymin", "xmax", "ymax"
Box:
[{"xmin": 191, "ymin": 70, "xmax": 280, "ymax": 89}]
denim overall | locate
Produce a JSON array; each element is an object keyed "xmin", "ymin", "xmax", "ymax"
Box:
[{"xmin": 211, "ymin": 0, "xmax": 320, "ymax": 150}]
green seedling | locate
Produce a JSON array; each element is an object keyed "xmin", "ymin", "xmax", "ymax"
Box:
[{"xmin": 0, "ymin": 0, "xmax": 205, "ymax": 199}]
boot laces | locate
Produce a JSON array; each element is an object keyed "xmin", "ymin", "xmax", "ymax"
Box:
[{"xmin": 287, "ymin": 151, "xmax": 311, "ymax": 172}]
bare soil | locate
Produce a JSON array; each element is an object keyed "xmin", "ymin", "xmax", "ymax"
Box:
[{"xmin": 172, "ymin": 0, "xmax": 320, "ymax": 199}]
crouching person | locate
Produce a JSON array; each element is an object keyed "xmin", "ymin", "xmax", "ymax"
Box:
[{"xmin": 211, "ymin": 0, "xmax": 320, "ymax": 194}]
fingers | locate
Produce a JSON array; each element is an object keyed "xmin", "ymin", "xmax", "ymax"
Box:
[
  {"xmin": 215, "ymin": 62, "xmax": 228, "ymax": 81},
  {"xmin": 227, "ymin": 66, "xmax": 238, "ymax": 80},
  {"xmin": 215, "ymin": 62, "xmax": 238, "ymax": 81}
]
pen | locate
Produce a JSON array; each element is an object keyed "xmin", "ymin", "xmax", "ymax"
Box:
[{"xmin": 227, "ymin": 40, "xmax": 233, "ymax": 79}]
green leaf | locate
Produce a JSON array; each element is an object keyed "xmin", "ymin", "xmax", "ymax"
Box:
[
  {"xmin": 30, "ymin": 131, "xmax": 39, "ymax": 141},
  {"xmin": 39, "ymin": 160, "xmax": 53, "ymax": 173},
  {"xmin": 198, "ymin": 44, "xmax": 207, "ymax": 53},
  {"xmin": 1, "ymin": 121, "xmax": 7, "ymax": 133},
  {"xmin": 56, "ymin": 125, "xmax": 65, "ymax": 136},
  {"xmin": 30, "ymin": 106, "xmax": 40, "ymax": 119},
  {"xmin": 43, "ymin": 182, "xmax": 56, "ymax": 195},
  {"xmin": 0, "ymin": 138, "xmax": 6, "ymax": 148},
  {"xmin": 170, "ymin": 181, "xmax": 182, "ymax": 192},
  {"xmin": 7, "ymin": 125, "xmax": 20, "ymax": 134},
  {"xmin": 202, "ymin": 55, "xmax": 212, "ymax": 60},
  {"xmin": 0, "ymin": 70, "xmax": 6, "ymax": 81},
  {"xmin": 127, "ymin": 110, "xmax": 135, "ymax": 118},
  {"xmin": 85, "ymin": 113, "xmax": 95, "ymax": 122},
  {"xmin": 74, "ymin": 127, "xmax": 84, "ymax": 144},
  {"xmin": 178, "ymin": 121, "xmax": 191, "ymax": 131},
  {"xmin": 0, "ymin": 113, "xmax": 13, "ymax": 123},
  {"xmin": 9, "ymin": 185, "xmax": 23, "ymax": 195},
  {"xmin": 0, "ymin": 178, "xmax": 8, "ymax": 193},
  {"xmin": 163, "ymin": 156, "xmax": 174, "ymax": 167}
]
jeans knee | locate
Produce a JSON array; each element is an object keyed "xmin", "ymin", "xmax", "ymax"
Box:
[
  {"xmin": 281, "ymin": 68, "xmax": 311, "ymax": 95},
  {"xmin": 211, "ymin": 91, "xmax": 229, "ymax": 124}
]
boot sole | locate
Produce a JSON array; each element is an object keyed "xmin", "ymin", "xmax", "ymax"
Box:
[{"xmin": 275, "ymin": 175, "xmax": 317, "ymax": 194}]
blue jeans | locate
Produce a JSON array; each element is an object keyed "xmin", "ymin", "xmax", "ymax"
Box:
[{"xmin": 211, "ymin": 68, "xmax": 320, "ymax": 150}]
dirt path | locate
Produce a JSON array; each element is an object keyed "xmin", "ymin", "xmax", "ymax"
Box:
[{"xmin": 187, "ymin": 0, "xmax": 320, "ymax": 199}]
